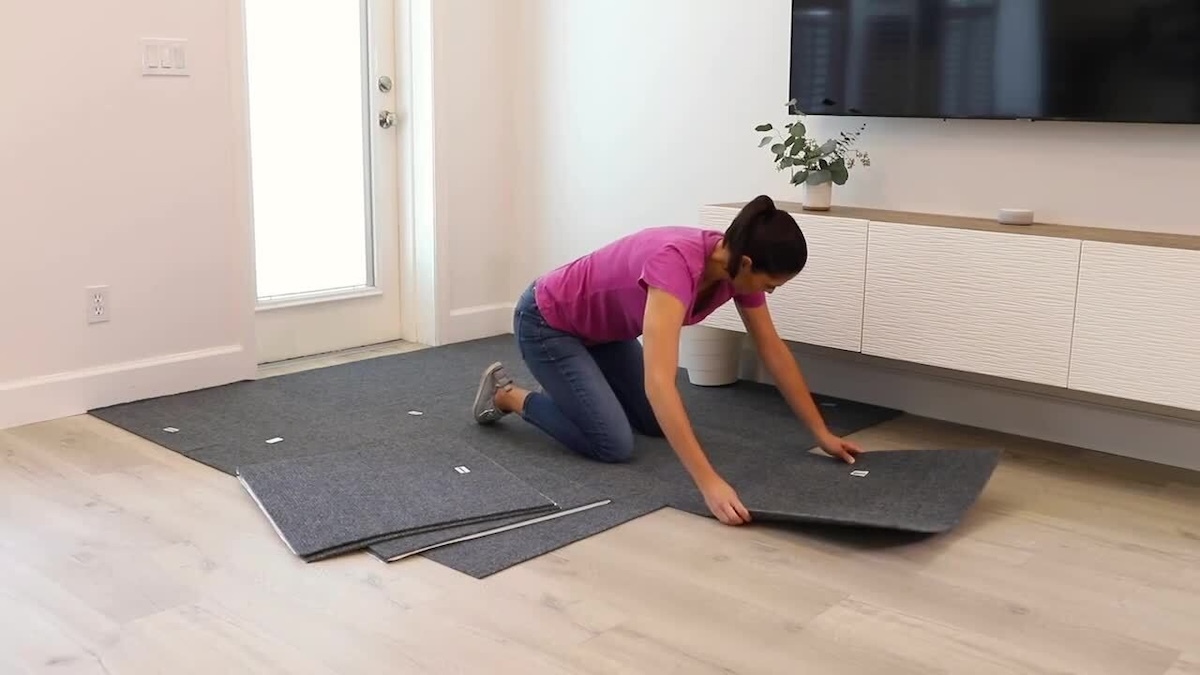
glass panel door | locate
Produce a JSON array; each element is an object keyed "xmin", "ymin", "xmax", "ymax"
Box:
[{"xmin": 244, "ymin": 0, "xmax": 403, "ymax": 362}]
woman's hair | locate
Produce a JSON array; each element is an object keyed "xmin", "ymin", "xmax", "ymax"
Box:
[{"xmin": 722, "ymin": 195, "xmax": 807, "ymax": 277}]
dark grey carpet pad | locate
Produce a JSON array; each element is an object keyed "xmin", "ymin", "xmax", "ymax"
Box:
[
  {"xmin": 665, "ymin": 445, "xmax": 1002, "ymax": 533},
  {"xmin": 365, "ymin": 465, "xmax": 598, "ymax": 560},
  {"xmin": 367, "ymin": 502, "xmax": 612, "ymax": 563},
  {"xmin": 89, "ymin": 335, "xmax": 916, "ymax": 575},
  {"xmin": 423, "ymin": 491, "xmax": 669, "ymax": 579},
  {"xmin": 236, "ymin": 438, "xmax": 559, "ymax": 561},
  {"xmin": 89, "ymin": 336, "xmax": 901, "ymax": 479},
  {"xmin": 367, "ymin": 464, "xmax": 659, "ymax": 572}
]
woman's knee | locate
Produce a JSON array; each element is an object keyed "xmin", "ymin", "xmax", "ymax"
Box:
[{"xmin": 586, "ymin": 424, "xmax": 636, "ymax": 463}]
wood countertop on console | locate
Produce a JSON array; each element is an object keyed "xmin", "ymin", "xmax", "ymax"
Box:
[{"xmin": 714, "ymin": 202, "xmax": 1200, "ymax": 251}]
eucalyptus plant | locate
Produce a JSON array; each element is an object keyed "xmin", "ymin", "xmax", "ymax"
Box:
[{"xmin": 755, "ymin": 99, "xmax": 871, "ymax": 187}]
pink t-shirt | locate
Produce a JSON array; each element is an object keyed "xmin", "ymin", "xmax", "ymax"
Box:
[{"xmin": 533, "ymin": 226, "xmax": 766, "ymax": 344}]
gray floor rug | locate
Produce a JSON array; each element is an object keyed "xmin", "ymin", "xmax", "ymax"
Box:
[
  {"xmin": 664, "ymin": 445, "xmax": 1002, "ymax": 533},
  {"xmin": 90, "ymin": 335, "xmax": 916, "ymax": 577},
  {"xmin": 369, "ymin": 500, "xmax": 614, "ymax": 563},
  {"xmin": 236, "ymin": 438, "xmax": 560, "ymax": 561},
  {"xmin": 367, "ymin": 466, "xmax": 611, "ymax": 562},
  {"xmin": 423, "ymin": 491, "xmax": 670, "ymax": 578}
]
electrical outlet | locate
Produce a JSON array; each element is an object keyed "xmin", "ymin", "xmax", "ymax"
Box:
[{"xmin": 86, "ymin": 285, "xmax": 110, "ymax": 324}]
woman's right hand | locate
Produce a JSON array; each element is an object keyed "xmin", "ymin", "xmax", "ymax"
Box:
[{"xmin": 698, "ymin": 474, "xmax": 752, "ymax": 525}]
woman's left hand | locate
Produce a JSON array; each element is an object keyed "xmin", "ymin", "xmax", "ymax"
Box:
[{"xmin": 816, "ymin": 433, "xmax": 863, "ymax": 464}]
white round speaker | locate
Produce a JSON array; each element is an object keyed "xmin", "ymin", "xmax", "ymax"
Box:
[{"xmin": 997, "ymin": 208, "xmax": 1035, "ymax": 226}]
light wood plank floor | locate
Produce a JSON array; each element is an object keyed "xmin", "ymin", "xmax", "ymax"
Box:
[{"xmin": 2, "ymin": 341, "xmax": 1199, "ymax": 674}]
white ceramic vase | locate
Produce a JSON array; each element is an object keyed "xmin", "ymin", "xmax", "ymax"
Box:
[
  {"xmin": 804, "ymin": 181, "xmax": 833, "ymax": 211},
  {"xmin": 679, "ymin": 326, "xmax": 743, "ymax": 387}
]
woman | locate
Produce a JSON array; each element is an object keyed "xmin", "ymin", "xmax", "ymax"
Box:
[{"xmin": 470, "ymin": 195, "xmax": 862, "ymax": 525}]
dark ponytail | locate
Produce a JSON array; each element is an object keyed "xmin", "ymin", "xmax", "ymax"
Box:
[{"xmin": 723, "ymin": 195, "xmax": 807, "ymax": 277}]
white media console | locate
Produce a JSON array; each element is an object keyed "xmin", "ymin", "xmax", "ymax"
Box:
[{"xmin": 685, "ymin": 202, "xmax": 1200, "ymax": 465}]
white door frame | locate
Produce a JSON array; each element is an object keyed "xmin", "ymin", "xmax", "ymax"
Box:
[{"xmin": 394, "ymin": 0, "xmax": 440, "ymax": 349}]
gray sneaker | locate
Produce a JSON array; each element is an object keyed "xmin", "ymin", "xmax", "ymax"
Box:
[{"xmin": 472, "ymin": 362, "xmax": 515, "ymax": 424}]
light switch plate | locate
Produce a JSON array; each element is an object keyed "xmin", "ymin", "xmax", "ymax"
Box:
[{"xmin": 141, "ymin": 38, "xmax": 189, "ymax": 76}]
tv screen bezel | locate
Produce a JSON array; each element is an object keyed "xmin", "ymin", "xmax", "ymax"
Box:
[{"xmin": 786, "ymin": 0, "xmax": 1200, "ymax": 126}]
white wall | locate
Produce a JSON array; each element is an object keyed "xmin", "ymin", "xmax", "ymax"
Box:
[
  {"xmin": 0, "ymin": 1, "xmax": 257, "ymax": 429},
  {"xmin": 514, "ymin": 0, "xmax": 791, "ymax": 273},
  {"xmin": 517, "ymin": 0, "xmax": 1200, "ymax": 279},
  {"xmin": 425, "ymin": 0, "xmax": 522, "ymax": 342}
]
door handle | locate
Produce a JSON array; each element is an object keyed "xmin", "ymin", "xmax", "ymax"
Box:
[{"xmin": 378, "ymin": 110, "xmax": 397, "ymax": 129}]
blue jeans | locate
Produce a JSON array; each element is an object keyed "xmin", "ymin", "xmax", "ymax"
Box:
[{"xmin": 512, "ymin": 283, "xmax": 663, "ymax": 463}]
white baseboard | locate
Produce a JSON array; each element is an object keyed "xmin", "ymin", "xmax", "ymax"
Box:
[
  {"xmin": 0, "ymin": 345, "xmax": 254, "ymax": 430},
  {"xmin": 742, "ymin": 342, "xmax": 1200, "ymax": 472},
  {"xmin": 440, "ymin": 302, "xmax": 514, "ymax": 345}
]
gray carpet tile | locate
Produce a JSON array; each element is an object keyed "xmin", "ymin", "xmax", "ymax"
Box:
[
  {"xmin": 368, "ymin": 467, "xmax": 617, "ymax": 563},
  {"xmin": 236, "ymin": 438, "xmax": 559, "ymax": 561},
  {"xmin": 90, "ymin": 335, "xmax": 921, "ymax": 576},
  {"xmin": 422, "ymin": 491, "xmax": 669, "ymax": 579},
  {"xmin": 665, "ymin": 443, "xmax": 1002, "ymax": 533},
  {"xmin": 370, "ymin": 500, "xmax": 616, "ymax": 563}
]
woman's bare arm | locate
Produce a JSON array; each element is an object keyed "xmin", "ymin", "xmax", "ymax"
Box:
[
  {"xmin": 642, "ymin": 287, "xmax": 751, "ymax": 524},
  {"xmin": 738, "ymin": 301, "xmax": 863, "ymax": 463},
  {"xmin": 641, "ymin": 288, "xmax": 716, "ymax": 482}
]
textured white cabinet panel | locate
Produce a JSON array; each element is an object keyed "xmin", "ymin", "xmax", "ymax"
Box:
[
  {"xmin": 697, "ymin": 205, "xmax": 868, "ymax": 351},
  {"xmin": 697, "ymin": 205, "xmax": 742, "ymax": 230},
  {"xmin": 1068, "ymin": 241, "xmax": 1200, "ymax": 411},
  {"xmin": 862, "ymin": 222, "xmax": 1081, "ymax": 387}
]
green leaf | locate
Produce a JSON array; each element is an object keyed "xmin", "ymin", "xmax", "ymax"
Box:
[
  {"xmin": 789, "ymin": 141, "xmax": 803, "ymax": 156},
  {"xmin": 790, "ymin": 122, "xmax": 807, "ymax": 138},
  {"xmin": 807, "ymin": 169, "xmax": 832, "ymax": 186},
  {"xmin": 780, "ymin": 157, "xmax": 795, "ymax": 168},
  {"xmin": 819, "ymin": 139, "xmax": 838, "ymax": 155},
  {"xmin": 830, "ymin": 158, "xmax": 850, "ymax": 185},
  {"xmin": 771, "ymin": 143, "xmax": 785, "ymax": 155},
  {"xmin": 758, "ymin": 136, "xmax": 773, "ymax": 148},
  {"xmin": 791, "ymin": 170, "xmax": 809, "ymax": 186},
  {"xmin": 819, "ymin": 159, "xmax": 829, "ymax": 170},
  {"xmin": 755, "ymin": 123, "xmax": 774, "ymax": 132}
]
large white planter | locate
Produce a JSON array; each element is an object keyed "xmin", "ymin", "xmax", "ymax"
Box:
[{"xmin": 679, "ymin": 326, "xmax": 743, "ymax": 386}]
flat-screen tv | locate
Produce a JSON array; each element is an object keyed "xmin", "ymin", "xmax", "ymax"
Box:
[{"xmin": 789, "ymin": 0, "xmax": 1200, "ymax": 123}]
